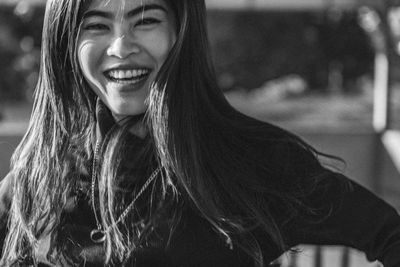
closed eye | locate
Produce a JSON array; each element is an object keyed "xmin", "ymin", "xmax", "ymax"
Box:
[
  {"xmin": 135, "ymin": 18, "xmax": 161, "ymax": 27},
  {"xmin": 83, "ymin": 23, "xmax": 110, "ymax": 31}
]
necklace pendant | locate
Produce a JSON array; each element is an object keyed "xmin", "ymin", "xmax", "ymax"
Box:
[{"xmin": 90, "ymin": 228, "xmax": 106, "ymax": 243}]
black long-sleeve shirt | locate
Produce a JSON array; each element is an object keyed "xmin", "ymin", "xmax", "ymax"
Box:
[
  {"xmin": 1, "ymin": 104, "xmax": 400, "ymax": 266},
  {"xmin": 1, "ymin": 164, "xmax": 400, "ymax": 266}
]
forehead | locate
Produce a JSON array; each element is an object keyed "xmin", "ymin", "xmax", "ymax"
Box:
[{"xmin": 87, "ymin": 0, "xmax": 167, "ymax": 11}]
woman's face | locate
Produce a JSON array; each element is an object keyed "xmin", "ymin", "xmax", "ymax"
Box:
[{"xmin": 77, "ymin": 0, "xmax": 177, "ymax": 120}]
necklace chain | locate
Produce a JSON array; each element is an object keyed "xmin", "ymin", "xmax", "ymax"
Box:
[{"xmin": 90, "ymin": 140, "xmax": 161, "ymax": 243}]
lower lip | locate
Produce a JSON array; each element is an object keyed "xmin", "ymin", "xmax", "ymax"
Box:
[{"xmin": 105, "ymin": 73, "xmax": 151, "ymax": 93}]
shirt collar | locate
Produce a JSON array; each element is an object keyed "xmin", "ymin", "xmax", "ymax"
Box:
[
  {"xmin": 93, "ymin": 98, "xmax": 155, "ymax": 176},
  {"xmin": 93, "ymin": 98, "xmax": 149, "ymax": 148}
]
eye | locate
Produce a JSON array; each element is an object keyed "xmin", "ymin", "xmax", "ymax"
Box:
[
  {"xmin": 83, "ymin": 23, "xmax": 110, "ymax": 31},
  {"xmin": 135, "ymin": 18, "xmax": 161, "ymax": 27}
]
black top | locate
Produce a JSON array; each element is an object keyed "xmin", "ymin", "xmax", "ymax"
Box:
[{"xmin": 1, "ymin": 102, "xmax": 400, "ymax": 266}]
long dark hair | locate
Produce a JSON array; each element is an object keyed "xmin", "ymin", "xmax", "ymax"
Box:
[{"xmin": 2, "ymin": 0, "xmax": 343, "ymax": 266}]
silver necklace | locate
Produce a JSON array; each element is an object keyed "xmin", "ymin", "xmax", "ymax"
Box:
[{"xmin": 90, "ymin": 141, "xmax": 161, "ymax": 243}]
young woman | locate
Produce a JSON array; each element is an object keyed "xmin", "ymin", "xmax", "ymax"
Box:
[{"xmin": 1, "ymin": 0, "xmax": 400, "ymax": 266}]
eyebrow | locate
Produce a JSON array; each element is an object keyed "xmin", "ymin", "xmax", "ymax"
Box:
[{"xmin": 83, "ymin": 4, "xmax": 168, "ymax": 20}]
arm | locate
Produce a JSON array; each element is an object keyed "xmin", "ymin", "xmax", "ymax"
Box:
[
  {"xmin": 280, "ymin": 160, "xmax": 400, "ymax": 266},
  {"xmin": 252, "ymin": 137, "xmax": 400, "ymax": 266}
]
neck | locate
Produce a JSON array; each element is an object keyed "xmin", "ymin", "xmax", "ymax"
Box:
[{"xmin": 112, "ymin": 113, "xmax": 148, "ymax": 139}]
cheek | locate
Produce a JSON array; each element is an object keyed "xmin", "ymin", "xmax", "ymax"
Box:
[
  {"xmin": 77, "ymin": 39, "xmax": 105, "ymax": 93},
  {"xmin": 77, "ymin": 40, "xmax": 100, "ymax": 78},
  {"xmin": 144, "ymin": 29, "xmax": 176, "ymax": 67}
]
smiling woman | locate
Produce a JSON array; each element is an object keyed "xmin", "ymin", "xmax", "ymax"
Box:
[{"xmin": 1, "ymin": 0, "xmax": 400, "ymax": 267}]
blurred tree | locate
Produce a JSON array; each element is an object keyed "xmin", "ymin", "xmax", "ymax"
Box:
[
  {"xmin": 0, "ymin": 5, "xmax": 43, "ymax": 103},
  {"xmin": 207, "ymin": 10, "xmax": 374, "ymax": 93}
]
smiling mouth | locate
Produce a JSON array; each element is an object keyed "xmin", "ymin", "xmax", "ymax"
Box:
[{"xmin": 104, "ymin": 68, "xmax": 151, "ymax": 85}]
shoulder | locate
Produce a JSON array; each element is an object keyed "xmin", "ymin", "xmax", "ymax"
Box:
[
  {"xmin": 249, "ymin": 135, "xmax": 324, "ymax": 178},
  {"xmin": 247, "ymin": 133, "xmax": 351, "ymax": 198}
]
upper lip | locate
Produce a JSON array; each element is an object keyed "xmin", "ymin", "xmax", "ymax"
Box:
[{"xmin": 103, "ymin": 64, "xmax": 152, "ymax": 73}]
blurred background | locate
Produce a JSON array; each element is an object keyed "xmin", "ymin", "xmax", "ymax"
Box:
[{"xmin": 0, "ymin": 0, "xmax": 400, "ymax": 266}]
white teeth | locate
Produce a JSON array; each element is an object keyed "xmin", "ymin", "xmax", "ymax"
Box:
[{"xmin": 108, "ymin": 69, "xmax": 149, "ymax": 80}]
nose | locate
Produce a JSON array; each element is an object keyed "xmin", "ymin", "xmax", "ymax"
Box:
[{"xmin": 106, "ymin": 35, "xmax": 141, "ymax": 59}]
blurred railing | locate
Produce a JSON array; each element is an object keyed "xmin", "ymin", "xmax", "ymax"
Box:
[{"xmin": 274, "ymin": 245, "xmax": 382, "ymax": 267}]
